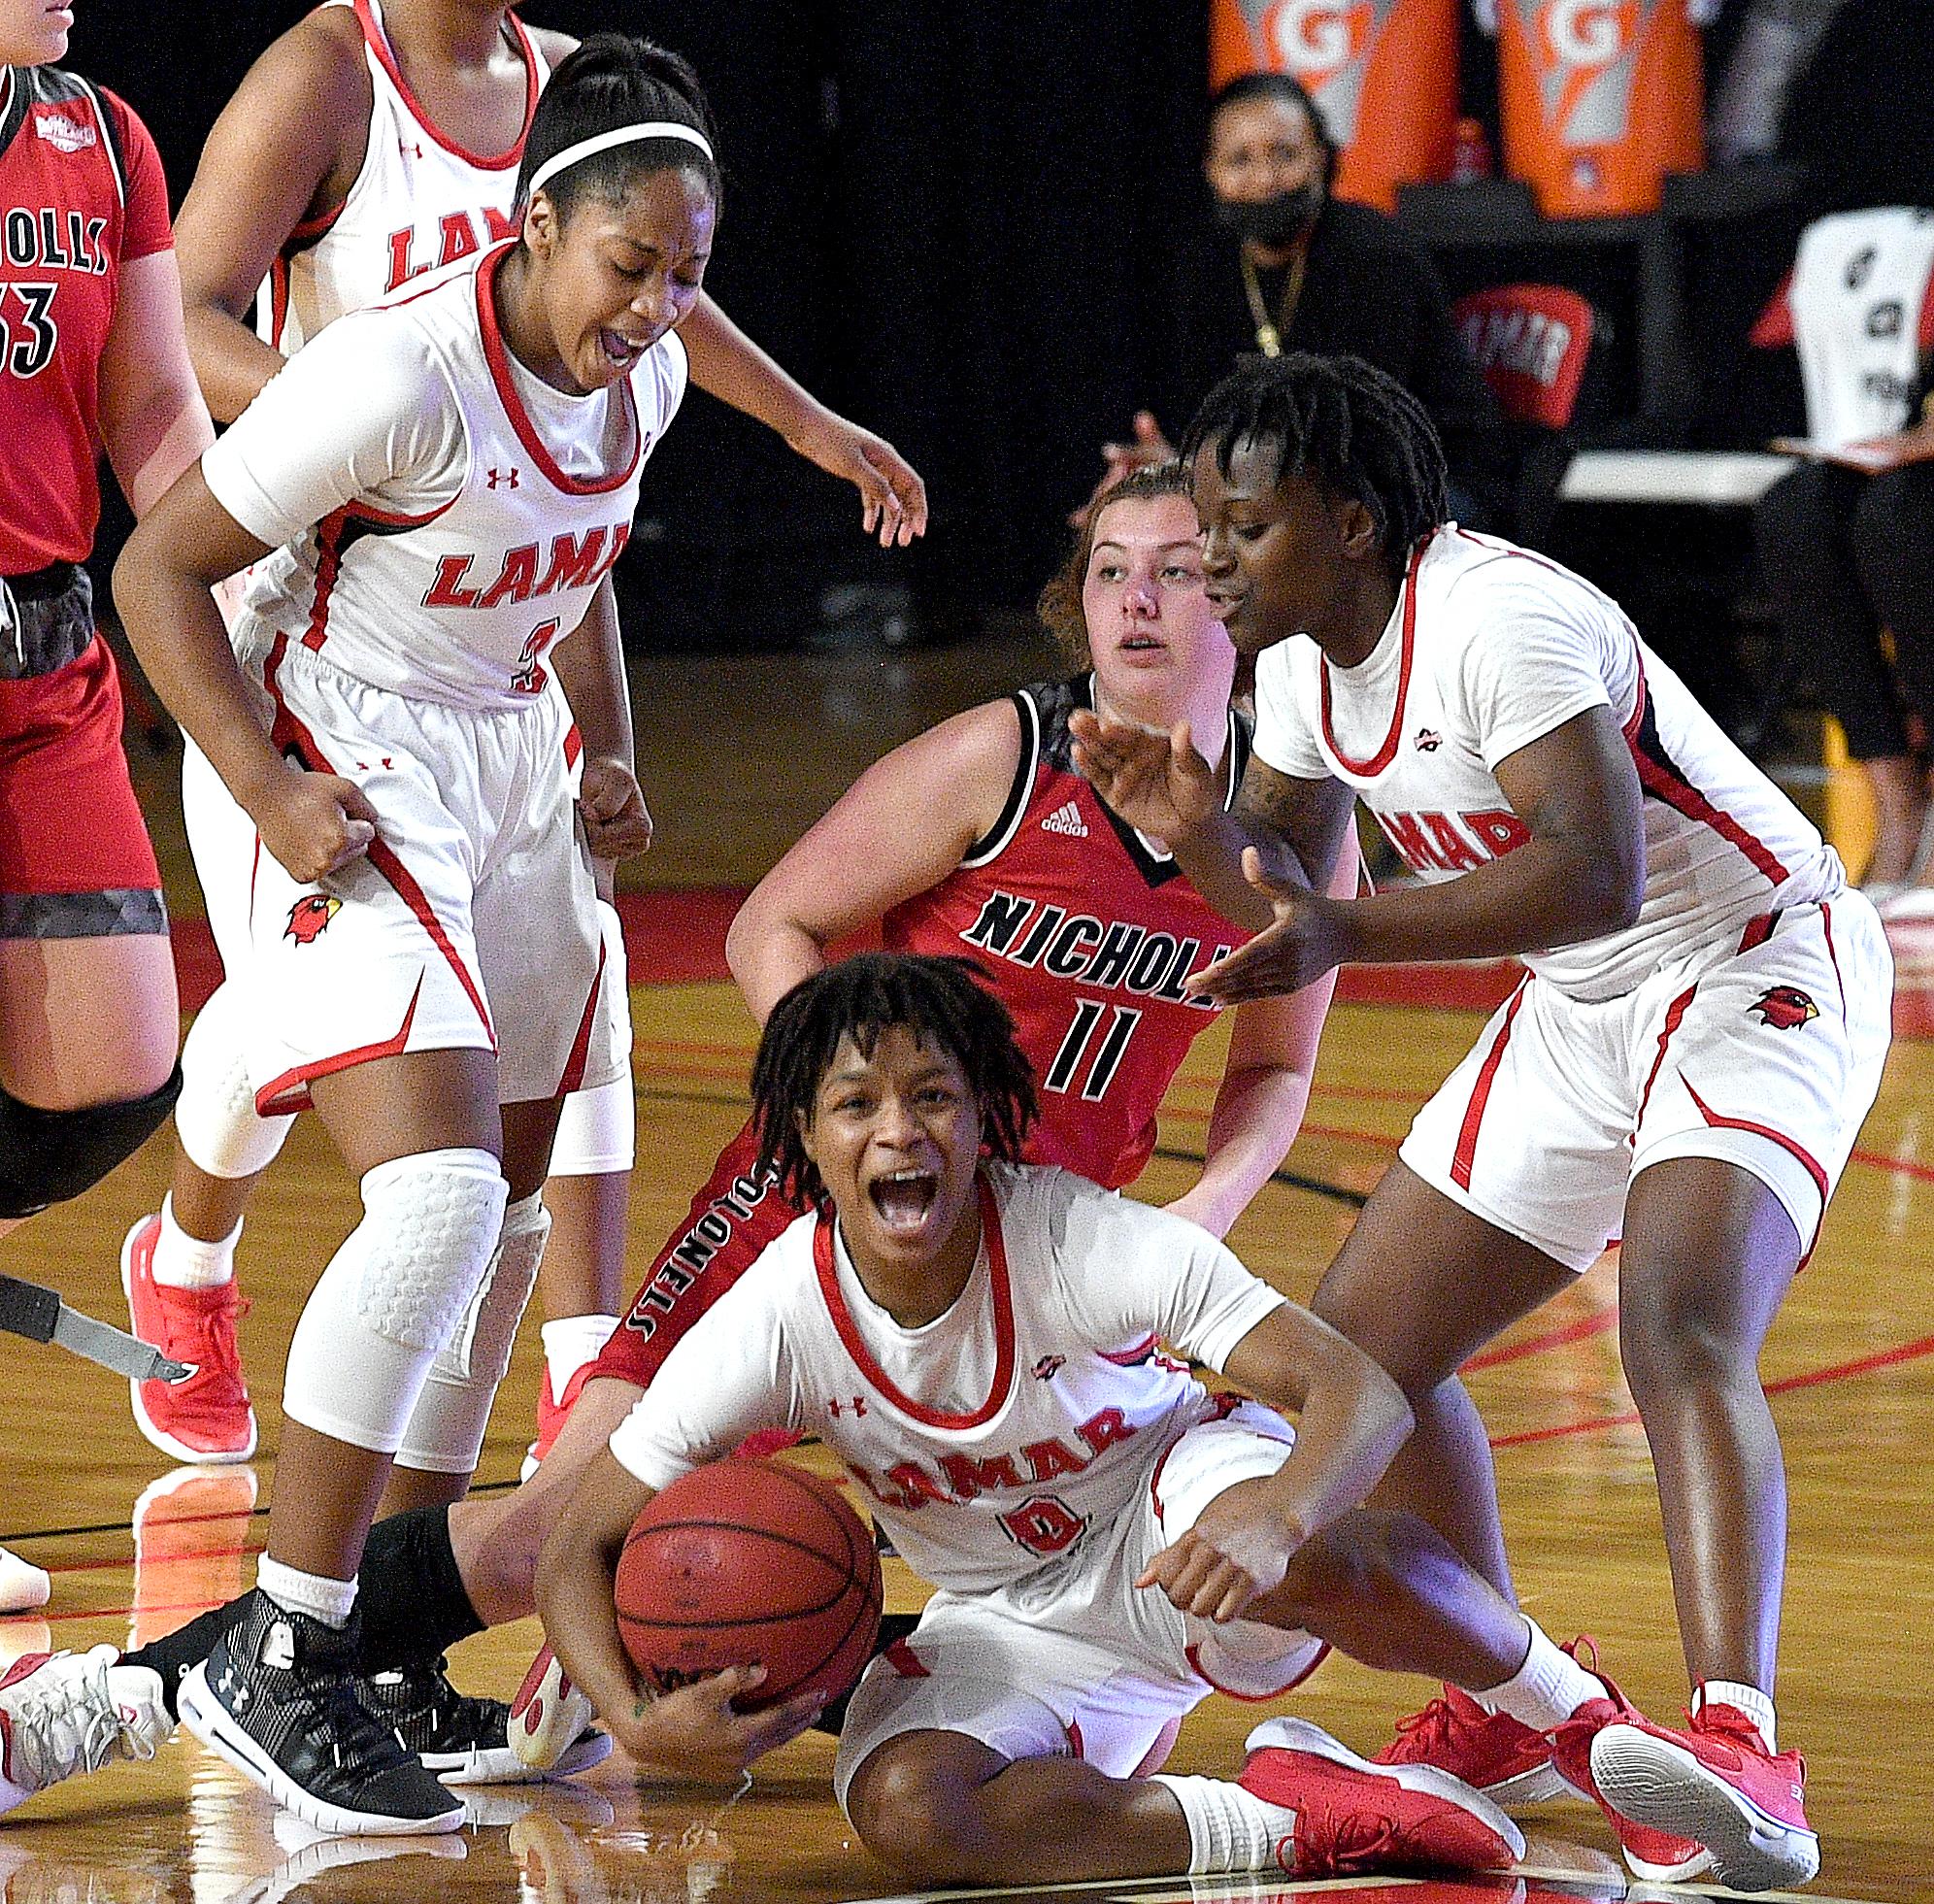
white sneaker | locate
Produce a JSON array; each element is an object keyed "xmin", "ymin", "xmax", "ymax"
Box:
[
  {"xmin": 0, "ymin": 1547, "xmax": 50, "ymax": 1615},
  {"xmin": 508, "ymin": 1645, "xmax": 597, "ymax": 1774},
  {"xmin": 0, "ymin": 1646, "xmax": 172, "ymax": 1819}
]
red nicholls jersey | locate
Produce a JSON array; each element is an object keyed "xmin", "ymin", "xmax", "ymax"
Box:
[
  {"xmin": 883, "ymin": 675, "xmax": 1250, "ymax": 1189},
  {"xmin": 0, "ymin": 64, "xmax": 173, "ymax": 573}
]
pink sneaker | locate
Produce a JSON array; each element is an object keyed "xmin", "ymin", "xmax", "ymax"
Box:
[
  {"xmin": 520, "ymin": 1362, "xmax": 598, "ymax": 1484},
  {"xmin": 120, "ymin": 1216, "xmax": 256, "ymax": 1464},
  {"xmin": 1240, "ymin": 1716, "xmax": 1525, "ymax": 1876},
  {"xmin": 1377, "ymin": 1682, "xmax": 1567, "ymax": 1805},
  {"xmin": 1546, "ymin": 1642, "xmax": 1711, "ymax": 1884},
  {"xmin": 1590, "ymin": 1701, "xmax": 1817, "ymax": 1891}
]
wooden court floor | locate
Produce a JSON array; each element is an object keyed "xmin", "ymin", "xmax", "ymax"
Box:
[{"xmin": 2, "ymin": 636, "xmax": 1930, "ymax": 1903}]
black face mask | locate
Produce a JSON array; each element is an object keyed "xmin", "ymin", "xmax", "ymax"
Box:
[{"xmin": 1216, "ymin": 183, "xmax": 1324, "ymax": 248}]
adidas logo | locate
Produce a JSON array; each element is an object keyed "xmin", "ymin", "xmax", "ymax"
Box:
[{"xmin": 1041, "ymin": 801, "xmax": 1087, "ymax": 838}]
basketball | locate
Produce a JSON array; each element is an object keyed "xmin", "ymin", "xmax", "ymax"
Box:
[{"xmin": 614, "ymin": 1458, "xmax": 884, "ymax": 1712}]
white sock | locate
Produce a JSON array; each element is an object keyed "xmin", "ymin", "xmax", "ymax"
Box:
[
  {"xmin": 1473, "ymin": 1618, "xmax": 1606, "ymax": 1730},
  {"xmin": 540, "ymin": 1314, "xmax": 619, "ymax": 1395},
  {"xmin": 151, "ymin": 1194, "xmax": 241, "ymax": 1290},
  {"xmin": 1696, "ymin": 1679, "xmax": 1777, "ymax": 1752},
  {"xmin": 256, "ymin": 1556, "xmax": 356, "ymax": 1630},
  {"xmin": 1150, "ymin": 1773, "xmax": 1295, "ymax": 1874}
]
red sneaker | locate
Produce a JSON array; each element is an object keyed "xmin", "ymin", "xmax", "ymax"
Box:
[
  {"xmin": 1377, "ymin": 1682, "xmax": 1567, "ymax": 1805},
  {"xmin": 520, "ymin": 1362, "xmax": 597, "ymax": 1484},
  {"xmin": 1240, "ymin": 1716, "xmax": 1525, "ymax": 1876},
  {"xmin": 1546, "ymin": 1643, "xmax": 1711, "ymax": 1884},
  {"xmin": 508, "ymin": 1645, "xmax": 596, "ymax": 1775},
  {"xmin": 120, "ymin": 1216, "xmax": 256, "ymax": 1464},
  {"xmin": 1590, "ymin": 1702, "xmax": 1817, "ymax": 1891}
]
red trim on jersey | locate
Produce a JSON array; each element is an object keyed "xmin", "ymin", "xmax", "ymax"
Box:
[
  {"xmin": 253, "ymin": 975, "xmax": 423, "ymax": 1116},
  {"xmin": 1739, "ymin": 911, "xmax": 1778, "ymax": 954},
  {"xmin": 813, "ymin": 1176, "xmax": 1016, "ymax": 1432},
  {"xmin": 1451, "ymin": 979, "xmax": 1527, "ymax": 1189},
  {"xmin": 303, "ymin": 511, "xmax": 348, "ymax": 650},
  {"xmin": 352, "ymin": 0, "xmax": 537, "ymax": 172},
  {"xmin": 1623, "ymin": 659, "xmax": 1790, "ymax": 886},
  {"xmin": 267, "ymin": 254, "xmax": 291, "ymax": 352},
  {"xmin": 261, "ymin": 632, "xmax": 495, "ymax": 1043},
  {"xmin": 1096, "ymin": 1334, "xmax": 1157, "ymax": 1366},
  {"xmin": 1065, "ymin": 1718, "xmax": 1085, "ymax": 1760},
  {"xmin": 1318, "ymin": 537, "xmax": 1427, "ymax": 777},
  {"xmin": 1184, "ymin": 1640, "xmax": 1333, "ymax": 1702},
  {"xmin": 563, "ymin": 723, "xmax": 583, "ymax": 770},
  {"xmin": 1820, "ymin": 902, "xmax": 1847, "ymax": 1017},
  {"xmin": 1636, "ymin": 983, "xmax": 1700, "ymax": 1129},
  {"xmin": 884, "ymin": 1638, "xmax": 928, "ymax": 1680},
  {"xmin": 556, "ymin": 938, "xmax": 607, "ymax": 1095},
  {"xmin": 1681, "ymin": 1076, "xmax": 1829, "ymax": 1260},
  {"xmin": 475, "ymin": 244, "xmax": 644, "ymax": 496}
]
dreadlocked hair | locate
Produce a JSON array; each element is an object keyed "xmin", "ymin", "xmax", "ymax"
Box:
[
  {"xmin": 1180, "ymin": 352, "xmax": 1448, "ymax": 580},
  {"xmin": 750, "ymin": 952, "xmax": 1038, "ymax": 1209},
  {"xmin": 1037, "ymin": 460, "xmax": 1195, "ymax": 668}
]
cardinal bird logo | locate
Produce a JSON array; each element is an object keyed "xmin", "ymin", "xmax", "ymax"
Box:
[
  {"xmin": 284, "ymin": 894, "xmax": 342, "ymax": 944},
  {"xmin": 1750, "ymin": 985, "xmax": 1818, "ymax": 1029}
]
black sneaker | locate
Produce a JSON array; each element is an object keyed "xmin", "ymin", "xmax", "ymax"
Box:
[
  {"xmin": 177, "ymin": 1590, "xmax": 463, "ymax": 1835},
  {"xmin": 358, "ymin": 1654, "xmax": 612, "ymax": 1786}
]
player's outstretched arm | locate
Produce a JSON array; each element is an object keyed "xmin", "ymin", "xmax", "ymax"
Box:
[
  {"xmin": 725, "ymin": 699, "xmax": 1023, "ymax": 1023},
  {"xmin": 678, "ymin": 296, "xmax": 927, "ymax": 546},
  {"xmin": 1137, "ymin": 1301, "xmax": 1413, "ymax": 1623},
  {"xmin": 534, "ymin": 1448, "xmax": 821, "ymax": 1781}
]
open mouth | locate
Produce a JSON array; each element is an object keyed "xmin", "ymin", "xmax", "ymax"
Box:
[
  {"xmin": 868, "ymin": 1168, "xmax": 939, "ymax": 1234},
  {"xmin": 599, "ymin": 329, "xmax": 647, "ymax": 372}
]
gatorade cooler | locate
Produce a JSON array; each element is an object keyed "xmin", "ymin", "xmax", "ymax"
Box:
[
  {"xmin": 1210, "ymin": 0, "xmax": 1461, "ymax": 215},
  {"xmin": 1496, "ymin": 0, "xmax": 1704, "ymax": 217}
]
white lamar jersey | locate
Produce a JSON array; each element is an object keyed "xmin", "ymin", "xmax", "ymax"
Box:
[
  {"xmin": 205, "ymin": 242, "xmax": 686, "ymax": 709},
  {"xmin": 1252, "ymin": 526, "xmax": 1843, "ymax": 1002},
  {"xmin": 259, "ymin": 0, "xmax": 549, "ymax": 355},
  {"xmin": 608, "ymin": 1162, "xmax": 1286, "ymax": 1597}
]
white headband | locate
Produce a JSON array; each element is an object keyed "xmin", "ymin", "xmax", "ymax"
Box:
[{"xmin": 527, "ymin": 122, "xmax": 715, "ymax": 201}]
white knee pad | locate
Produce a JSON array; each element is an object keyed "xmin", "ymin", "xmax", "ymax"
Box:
[
  {"xmin": 394, "ymin": 1190, "xmax": 551, "ymax": 1474},
  {"xmin": 176, "ymin": 982, "xmax": 295, "ymax": 1180},
  {"xmin": 282, "ymin": 1148, "xmax": 507, "ymax": 1453}
]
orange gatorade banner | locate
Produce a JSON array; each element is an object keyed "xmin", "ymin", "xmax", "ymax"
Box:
[
  {"xmin": 1210, "ymin": 0, "xmax": 1460, "ymax": 213},
  {"xmin": 1496, "ymin": 0, "xmax": 1703, "ymax": 216}
]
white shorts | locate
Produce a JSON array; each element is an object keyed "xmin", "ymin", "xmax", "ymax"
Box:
[
  {"xmin": 832, "ymin": 1399, "xmax": 1327, "ymax": 1815},
  {"xmin": 199, "ymin": 634, "xmax": 618, "ymax": 1116},
  {"xmin": 1400, "ymin": 897, "xmax": 1894, "ymax": 1271}
]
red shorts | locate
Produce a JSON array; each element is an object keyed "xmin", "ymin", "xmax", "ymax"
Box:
[
  {"xmin": 593, "ymin": 1119, "xmax": 807, "ymax": 1390},
  {"xmin": 0, "ymin": 633, "xmax": 164, "ymax": 936}
]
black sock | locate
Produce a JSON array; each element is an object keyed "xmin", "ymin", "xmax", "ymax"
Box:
[
  {"xmin": 355, "ymin": 1503, "xmax": 484, "ymax": 1674},
  {"xmin": 122, "ymin": 1597, "xmax": 248, "ymax": 1720},
  {"xmin": 813, "ymin": 1611, "xmax": 918, "ymax": 1736}
]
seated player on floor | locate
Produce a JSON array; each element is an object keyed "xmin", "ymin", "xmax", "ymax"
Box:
[{"xmin": 530, "ymin": 951, "xmax": 1634, "ymax": 1888}]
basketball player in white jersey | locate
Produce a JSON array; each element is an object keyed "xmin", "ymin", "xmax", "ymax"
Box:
[
  {"xmin": 121, "ymin": 0, "xmax": 927, "ymax": 1503},
  {"xmin": 1072, "ymin": 352, "xmax": 1894, "ymax": 1891},
  {"xmin": 532, "ymin": 952, "xmax": 1681, "ymax": 1887},
  {"xmin": 108, "ymin": 37, "xmax": 757, "ymax": 1836}
]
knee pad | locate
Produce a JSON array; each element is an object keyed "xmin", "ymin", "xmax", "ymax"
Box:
[
  {"xmin": 0, "ymin": 1064, "xmax": 183, "ymax": 1219},
  {"xmin": 394, "ymin": 1190, "xmax": 550, "ymax": 1474},
  {"xmin": 548, "ymin": 1071, "xmax": 635, "ymax": 1177},
  {"xmin": 176, "ymin": 982, "xmax": 294, "ymax": 1180},
  {"xmin": 282, "ymin": 1147, "xmax": 507, "ymax": 1453}
]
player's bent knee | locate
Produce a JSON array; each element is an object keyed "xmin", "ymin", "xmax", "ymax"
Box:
[
  {"xmin": 176, "ymin": 985, "xmax": 294, "ymax": 1179},
  {"xmin": 0, "ymin": 1063, "xmax": 182, "ymax": 1219},
  {"xmin": 845, "ymin": 1738, "xmax": 1003, "ymax": 1884}
]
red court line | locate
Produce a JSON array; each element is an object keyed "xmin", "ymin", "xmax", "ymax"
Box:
[
  {"xmin": 43, "ymin": 1542, "xmax": 258, "ymax": 1578},
  {"xmin": 1464, "ymin": 1307, "xmax": 1617, "ymax": 1373},
  {"xmin": 1489, "ymin": 1333, "xmax": 1934, "ymax": 1449}
]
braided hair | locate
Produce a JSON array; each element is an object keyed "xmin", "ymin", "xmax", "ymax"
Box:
[
  {"xmin": 1180, "ymin": 352, "xmax": 1448, "ymax": 579},
  {"xmin": 750, "ymin": 953, "xmax": 1038, "ymax": 1209}
]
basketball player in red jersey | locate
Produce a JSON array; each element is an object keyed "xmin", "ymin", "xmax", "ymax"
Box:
[
  {"xmin": 121, "ymin": 0, "xmax": 924, "ymax": 1488},
  {"xmin": 0, "ymin": 0, "xmax": 211, "ymax": 1766}
]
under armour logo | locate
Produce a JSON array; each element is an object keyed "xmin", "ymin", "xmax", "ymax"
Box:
[
  {"xmin": 827, "ymin": 1396, "xmax": 868, "ymax": 1419},
  {"xmin": 1414, "ymin": 728, "xmax": 1443, "ymax": 752},
  {"xmin": 400, "ymin": 140, "xmax": 424, "ymax": 160},
  {"xmin": 486, "ymin": 467, "xmax": 520, "ymax": 489},
  {"xmin": 1033, "ymin": 1354, "xmax": 1065, "ymax": 1381}
]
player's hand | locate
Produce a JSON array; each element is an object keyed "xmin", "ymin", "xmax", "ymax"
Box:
[
  {"xmin": 1136, "ymin": 1474, "xmax": 1307, "ymax": 1623},
  {"xmin": 616, "ymin": 1665, "xmax": 823, "ymax": 1783},
  {"xmin": 579, "ymin": 755, "xmax": 653, "ymax": 861},
  {"xmin": 251, "ymin": 759, "xmax": 378, "ymax": 882},
  {"xmin": 1185, "ymin": 849, "xmax": 1356, "ymax": 1004},
  {"xmin": 787, "ymin": 412, "xmax": 929, "ymax": 548},
  {"xmin": 1069, "ymin": 709, "xmax": 1219, "ymax": 844},
  {"xmin": 1069, "ymin": 412, "xmax": 1174, "ymax": 524}
]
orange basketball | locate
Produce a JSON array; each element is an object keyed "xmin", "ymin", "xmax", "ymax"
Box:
[{"xmin": 614, "ymin": 1458, "xmax": 883, "ymax": 1712}]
